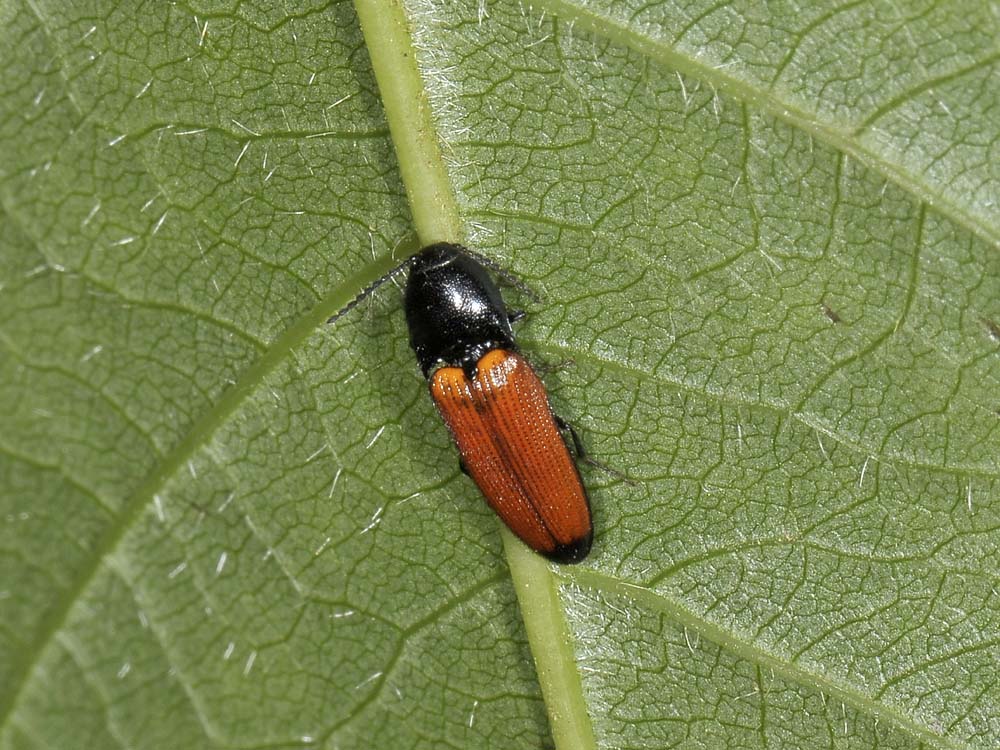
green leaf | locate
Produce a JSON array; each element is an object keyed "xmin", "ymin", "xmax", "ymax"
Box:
[{"xmin": 1, "ymin": 1, "xmax": 998, "ymax": 749}]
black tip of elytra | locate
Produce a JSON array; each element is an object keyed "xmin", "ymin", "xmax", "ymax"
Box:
[{"xmin": 545, "ymin": 532, "xmax": 593, "ymax": 564}]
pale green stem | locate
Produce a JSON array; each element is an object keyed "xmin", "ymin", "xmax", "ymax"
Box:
[
  {"xmin": 353, "ymin": 0, "xmax": 462, "ymax": 244},
  {"xmin": 353, "ymin": 4, "xmax": 597, "ymax": 747},
  {"xmin": 503, "ymin": 530, "xmax": 598, "ymax": 750}
]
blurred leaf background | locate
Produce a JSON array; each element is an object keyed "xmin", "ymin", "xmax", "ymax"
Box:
[{"xmin": 0, "ymin": 1, "xmax": 997, "ymax": 748}]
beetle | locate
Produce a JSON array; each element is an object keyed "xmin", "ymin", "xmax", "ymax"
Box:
[{"xmin": 329, "ymin": 242, "xmax": 592, "ymax": 563}]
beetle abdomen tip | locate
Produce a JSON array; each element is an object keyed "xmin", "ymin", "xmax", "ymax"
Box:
[{"xmin": 546, "ymin": 533, "xmax": 593, "ymax": 564}]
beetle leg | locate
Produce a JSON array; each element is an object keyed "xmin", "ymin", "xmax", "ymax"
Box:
[
  {"xmin": 507, "ymin": 308, "xmax": 526, "ymax": 323},
  {"xmin": 554, "ymin": 415, "xmax": 587, "ymax": 458},
  {"xmin": 460, "ymin": 248, "xmax": 541, "ymax": 302},
  {"xmin": 555, "ymin": 415, "xmax": 637, "ymax": 485},
  {"xmin": 534, "ymin": 356, "xmax": 575, "ymax": 375}
]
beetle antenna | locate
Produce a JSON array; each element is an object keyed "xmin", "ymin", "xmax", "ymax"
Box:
[{"xmin": 326, "ymin": 256, "xmax": 416, "ymax": 325}]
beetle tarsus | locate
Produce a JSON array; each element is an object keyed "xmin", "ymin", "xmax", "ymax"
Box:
[
  {"xmin": 556, "ymin": 415, "xmax": 637, "ymax": 486},
  {"xmin": 507, "ymin": 308, "xmax": 526, "ymax": 323}
]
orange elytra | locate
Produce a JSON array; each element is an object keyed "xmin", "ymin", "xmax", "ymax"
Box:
[{"xmin": 430, "ymin": 348, "xmax": 591, "ymax": 562}]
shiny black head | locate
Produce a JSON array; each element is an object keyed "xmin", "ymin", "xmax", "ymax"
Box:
[{"xmin": 404, "ymin": 243, "xmax": 515, "ymax": 376}]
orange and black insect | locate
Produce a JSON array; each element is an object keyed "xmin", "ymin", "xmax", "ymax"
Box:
[{"xmin": 329, "ymin": 242, "xmax": 592, "ymax": 563}]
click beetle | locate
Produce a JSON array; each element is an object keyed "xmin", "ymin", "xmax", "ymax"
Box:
[{"xmin": 330, "ymin": 242, "xmax": 592, "ymax": 563}]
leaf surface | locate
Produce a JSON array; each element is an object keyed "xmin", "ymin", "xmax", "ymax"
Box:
[{"xmin": 0, "ymin": 1, "xmax": 997, "ymax": 749}]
